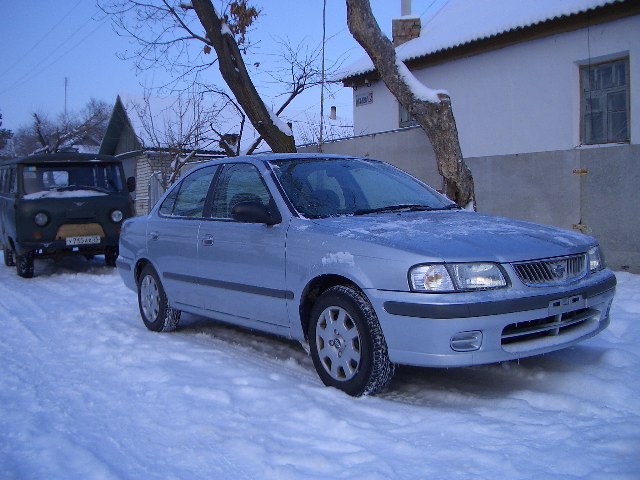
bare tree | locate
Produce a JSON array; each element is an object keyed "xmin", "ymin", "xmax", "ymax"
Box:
[
  {"xmin": 345, "ymin": 0, "xmax": 475, "ymax": 208},
  {"xmin": 102, "ymin": 0, "xmax": 332, "ymax": 153},
  {"xmin": 0, "ymin": 112, "xmax": 12, "ymax": 152},
  {"xmin": 127, "ymin": 88, "xmax": 219, "ymax": 187},
  {"xmin": 296, "ymin": 111, "xmax": 353, "ymax": 146},
  {"xmin": 11, "ymin": 99, "xmax": 110, "ymax": 156}
]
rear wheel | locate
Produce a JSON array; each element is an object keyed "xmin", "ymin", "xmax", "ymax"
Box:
[
  {"xmin": 16, "ymin": 251, "xmax": 34, "ymax": 278},
  {"xmin": 308, "ymin": 285, "xmax": 395, "ymax": 396},
  {"xmin": 137, "ymin": 265, "xmax": 180, "ymax": 332}
]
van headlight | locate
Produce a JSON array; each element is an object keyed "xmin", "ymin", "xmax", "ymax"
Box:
[
  {"xmin": 410, "ymin": 263, "xmax": 507, "ymax": 292},
  {"xmin": 34, "ymin": 212, "xmax": 49, "ymax": 227},
  {"xmin": 110, "ymin": 209, "xmax": 124, "ymax": 223}
]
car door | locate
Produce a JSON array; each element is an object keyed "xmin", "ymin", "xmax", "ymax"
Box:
[
  {"xmin": 197, "ymin": 162, "xmax": 290, "ymax": 328},
  {"xmin": 146, "ymin": 165, "xmax": 218, "ymax": 310}
]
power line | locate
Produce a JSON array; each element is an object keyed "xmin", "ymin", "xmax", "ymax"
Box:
[
  {"xmin": 0, "ymin": 0, "xmax": 84, "ymax": 81},
  {"xmin": 422, "ymin": 0, "xmax": 451, "ymax": 27},
  {"xmin": 0, "ymin": 16, "xmax": 108, "ymax": 97},
  {"xmin": 419, "ymin": 0, "xmax": 441, "ymax": 19}
]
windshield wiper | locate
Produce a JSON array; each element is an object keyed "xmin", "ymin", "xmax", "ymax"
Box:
[
  {"xmin": 433, "ymin": 203, "xmax": 462, "ymax": 210},
  {"xmin": 354, "ymin": 204, "xmax": 435, "ymax": 215},
  {"xmin": 53, "ymin": 185, "xmax": 110, "ymax": 193}
]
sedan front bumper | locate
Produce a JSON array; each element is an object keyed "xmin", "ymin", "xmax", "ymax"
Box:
[{"xmin": 367, "ymin": 271, "xmax": 616, "ymax": 367}]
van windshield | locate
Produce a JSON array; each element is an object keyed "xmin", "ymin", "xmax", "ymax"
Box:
[{"xmin": 22, "ymin": 163, "xmax": 124, "ymax": 198}]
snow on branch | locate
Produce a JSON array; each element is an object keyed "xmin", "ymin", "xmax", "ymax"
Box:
[
  {"xmin": 267, "ymin": 108, "xmax": 293, "ymax": 137},
  {"xmin": 395, "ymin": 58, "xmax": 448, "ymax": 104}
]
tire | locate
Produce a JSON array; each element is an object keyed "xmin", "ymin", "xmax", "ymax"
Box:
[
  {"xmin": 137, "ymin": 265, "xmax": 180, "ymax": 332},
  {"xmin": 308, "ymin": 285, "xmax": 395, "ymax": 396},
  {"xmin": 104, "ymin": 248, "xmax": 118, "ymax": 267},
  {"xmin": 16, "ymin": 251, "xmax": 34, "ymax": 278},
  {"xmin": 3, "ymin": 245, "xmax": 15, "ymax": 267}
]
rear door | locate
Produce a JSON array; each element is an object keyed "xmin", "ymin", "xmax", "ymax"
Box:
[{"xmin": 146, "ymin": 165, "xmax": 218, "ymax": 309}]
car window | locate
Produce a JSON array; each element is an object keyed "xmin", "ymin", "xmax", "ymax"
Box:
[
  {"xmin": 163, "ymin": 166, "xmax": 217, "ymax": 218},
  {"xmin": 210, "ymin": 163, "xmax": 272, "ymax": 219},
  {"xmin": 158, "ymin": 185, "xmax": 180, "ymax": 216}
]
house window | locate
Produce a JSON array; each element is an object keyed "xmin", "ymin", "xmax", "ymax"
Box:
[
  {"xmin": 399, "ymin": 104, "xmax": 418, "ymax": 128},
  {"xmin": 580, "ymin": 58, "xmax": 630, "ymax": 145}
]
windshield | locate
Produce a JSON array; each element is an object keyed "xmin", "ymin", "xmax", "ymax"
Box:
[
  {"xmin": 22, "ymin": 163, "xmax": 124, "ymax": 197},
  {"xmin": 270, "ymin": 157, "xmax": 456, "ymax": 218}
]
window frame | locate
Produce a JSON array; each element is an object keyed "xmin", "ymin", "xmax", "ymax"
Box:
[
  {"xmin": 399, "ymin": 104, "xmax": 419, "ymax": 129},
  {"xmin": 580, "ymin": 56, "xmax": 630, "ymax": 145},
  {"xmin": 158, "ymin": 165, "xmax": 218, "ymax": 219}
]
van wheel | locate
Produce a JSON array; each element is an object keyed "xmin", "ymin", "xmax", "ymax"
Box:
[
  {"xmin": 16, "ymin": 252, "xmax": 34, "ymax": 278},
  {"xmin": 3, "ymin": 245, "xmax": 15, "ymax": 267},
  {"xmin": 308, "ymin": 285, "xmax": 395, "ymax": 396},
  {"xmin": 105, "ymin": 248, "xmax": 118, "ymax": 267},
  {"xmin": 137, "ymin": 265, "xmax": 180, "ymax": 332}
]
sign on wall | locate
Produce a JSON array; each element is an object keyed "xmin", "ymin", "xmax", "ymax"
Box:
[{"xmin": 356, "ymin": 91, "xmax": 373, "ymax": 107}]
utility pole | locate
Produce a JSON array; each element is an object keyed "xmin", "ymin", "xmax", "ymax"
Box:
[
  {"xmin": 64, "ymin": 77, "xmax": 69, "ymax": 118},
  {"xmin": 318, "ymin": 0, "xmax": 327, "ymax": 152}
]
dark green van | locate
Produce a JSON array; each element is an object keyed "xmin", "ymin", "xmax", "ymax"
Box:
[{"xmin": 0, "ymin": 153, "xmax": 134, "ymax": 278}]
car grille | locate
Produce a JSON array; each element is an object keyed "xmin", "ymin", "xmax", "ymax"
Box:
[
  {"xmin": 512, "ymin": 254, "xmax": 587, "ymax": 286},
  {"xmin": 501, "ymin": 308, "xmax": 598, "ymax": 350}
]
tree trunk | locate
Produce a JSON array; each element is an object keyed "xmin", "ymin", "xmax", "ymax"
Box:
[
  {"xmin": 191, "ymin": 0, "xmax": 296, "ymax": 153},
  {"xmin": 345, "ymin": 0, "xmax": 475, "ymax": 208}
]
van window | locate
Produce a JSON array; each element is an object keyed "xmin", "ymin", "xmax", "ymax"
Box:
[
  {"xmin": 22, "ymin": 163, "xmax": 124, "ymax": 197},
  {"xmin": 9, "ymin": 168, "xmax": 16, "ymax": 193},
  {"xmin": 0, "ymin": 168, "xmax": 15, "ymax": 194}
]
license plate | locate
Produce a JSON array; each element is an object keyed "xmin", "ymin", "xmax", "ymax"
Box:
[
  {"xmin": 548, "ymin": 294, "xmax": 584, "ymax": 315},
  {"xmin": 65, "ymin": 235, "xmax": 101, "ymax": 246}
]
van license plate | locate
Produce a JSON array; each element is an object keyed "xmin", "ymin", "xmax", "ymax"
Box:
[{"xmin": 66, "ymin": 235, "xmax": 101, "ymax": 246}]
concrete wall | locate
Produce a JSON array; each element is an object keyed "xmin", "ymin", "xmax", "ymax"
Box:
[
  {"xmin": 352, "ymin": 15, "xmax": 640, "ymax": 158},
  {"xmin": 300, "ymin": 131, "xmax": 639, "ymax": 273},
  {"xmin": 305, "ymin": 127, "xmax": 440, "ymax": 186}
]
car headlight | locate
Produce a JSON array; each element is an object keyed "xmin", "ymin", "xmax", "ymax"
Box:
[
  {"xmin": 34, "ymin": 212, "xmax": 49, "ymax": 227},
  {"xmin": 110, "ymin": 209, "xmax": 124, "ymax": 223},
  {"xmin": 588, "ymin": 246, "xmax": 605, "ymax": 273},
  {"xmin": 410, "ymin": 263, "xmax": 507, "ymax": 292}
]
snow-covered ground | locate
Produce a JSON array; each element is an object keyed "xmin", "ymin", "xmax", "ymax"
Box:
[{"xmin": 1, "ymin": 254, "xmax": 638, "ymax": 479}]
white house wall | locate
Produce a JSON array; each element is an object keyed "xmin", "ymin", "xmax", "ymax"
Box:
[{"xmin": 352, "ymin": 15, "xmax": 639, "ymax": 158}]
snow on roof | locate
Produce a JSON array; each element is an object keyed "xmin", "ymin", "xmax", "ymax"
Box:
[{"xmin": 337, "ymin": 0, "xmax": 625, "ymax": 80}]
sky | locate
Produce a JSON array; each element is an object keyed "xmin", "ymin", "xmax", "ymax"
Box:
[{"xmin": 0, "ymin": 0, "xmax": 450, "ymax": 133}]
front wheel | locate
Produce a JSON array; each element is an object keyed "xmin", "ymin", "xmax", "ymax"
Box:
[
  {"xmin": 104, "ymin": 247, "xmax": 118, "ymax": 267},
  {"xmin": 3, "ymin": 245, "xmax": 15, "ymax": 267},
  {"xmin": 308, "ymin": 285, "xmax": 395, "ymax": 396},
  {"xmin": 16, "ymin": 251, "xmax": 34, "ymax": 278},
  {"xmin": 137, "ymin": 265, "xmax": 180, "ymax": 332}
]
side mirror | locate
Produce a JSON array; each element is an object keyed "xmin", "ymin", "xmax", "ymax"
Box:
[
  {"xmin": 231, "ymin": 201, "xmax": 280, "ymax": 226},
  {"xmin": 126, "ymin": 176, "xmax": 136, "ymax": 193}
]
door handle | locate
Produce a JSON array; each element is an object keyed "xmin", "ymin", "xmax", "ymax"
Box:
[
  {"xmin": 202, "ymin": 234, "xmax": 214, "ymax": 246},
  {"xmin": 149, "ymin": 231, "xmax": 159, "ymax": 241}
]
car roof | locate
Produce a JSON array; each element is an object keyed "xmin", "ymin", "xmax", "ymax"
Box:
[
  {"xmin": 3, "ymin": 153, "xmax": 121, "ymax": 166},
  {"xmin": 254, "ymin": 153, "xmax": 360, "ymax": 163}
]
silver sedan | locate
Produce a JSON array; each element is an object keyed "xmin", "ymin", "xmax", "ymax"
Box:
[{"xmin": 117, "ymin": 154, "xmax": 616, "ymax": 396}]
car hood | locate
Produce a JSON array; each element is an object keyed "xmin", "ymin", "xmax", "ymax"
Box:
[{"xmin": 310, "ymin": 211, "xmax": 595, "ymax": 263}]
